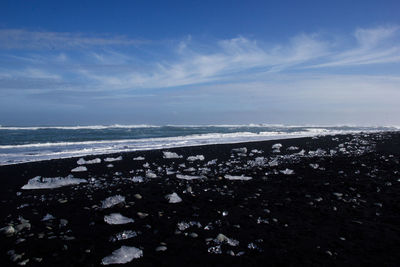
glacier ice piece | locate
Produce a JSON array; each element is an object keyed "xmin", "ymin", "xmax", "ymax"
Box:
[
  {"xmin": 21, "ymin": 175, "xmax": 87, "ymax": 190},
  {"xmin": 101, "ymin": 246, "xmax": 143, "ymax": 265}
]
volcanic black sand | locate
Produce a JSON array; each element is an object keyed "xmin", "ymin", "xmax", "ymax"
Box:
[{"xmin": 1, "ymin": 132, "xmax": 400, "ymax": 266}]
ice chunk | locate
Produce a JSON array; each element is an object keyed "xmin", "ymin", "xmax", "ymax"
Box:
[
  {"xmin": 77, "ymin": 158, "xmax": 101, "ymax": 165},
  {"xmin": 206, "ymin": 159, "xmax": 218, "ymax": 166},
  {"xmin": 309, "ymin": 163, "xmax": 319, "ymax": 169},
  {"xmin": 133, "ymin": 156, "xmax": 145, "ymax": 160},
  {"xmin": 145, "ymin": 171, "xmax": 157, "ymax": 179},
  {"xmin": 41, "ymin": 214, "xmax": 55, "ymax": 221},
  {"xmin": 251, "ymin": 149, "xmax": 262, "ymax": 154},
  {"xmin": 101, "ymin": 246, "xmax": 143, "ymax": 265},
  {"xmin": 272, "ymin": 143, "xmax": 282, "ymax": 149},
  {"xmin": 280, "ymin": 169, "xmax": 294, "ymax": 175},
  {"xmin": 110, "ymin": 230, "xmax": 138, "ymax": 242},
  {"xmin": 104, "ymin": 213, "xmax": 134, "ymax": 225},
  {"xmin": 104, "ymin": 156, "xmax": 122, "ymax": 162},
  {"xmin": 187, "ymin": 155, "xmax": 205, "ymax": 161},
  {"xmin": 21, "ymin": 175, "xmax": 87, "ymax": 190},
  {"xmin": 224, "ymin": 175, "xmax": 252, "ymax": 181},
  {"xmin": 130, "ymin": 176, "xmax": 144, "ymax": 183},
  {"xmin": 215, "ymin": 233, "xmax": 239, "ymax": 246},
  {"xmin": 71, "ymin": 166, "xmax": 87, "ymax": 172},
  {"xmin": 163, "ymin": 151, "xmax": 182, "ymax": 159},
  {"xmin": 165, "ymin": 192, "xmax": 182, "ymax": 203},
  {"xmin": 101, "ymin": 195, "xmax": 125, "ymax": 209},
  {"xmin": 232, "ymin": 147, "xmax": 247, "ymax": 154},
  {"xmin": 287, "ymin": 146, "xmax": 299, "ymax": 151},
  {"xmin": 176, "ymin": 174, "xmax": 204, "ymax": 180}
]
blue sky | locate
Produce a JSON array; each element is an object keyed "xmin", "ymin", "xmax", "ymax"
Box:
[{"xmin": 1, "ymin": 0, "xmax": 400, "ymax": 126}]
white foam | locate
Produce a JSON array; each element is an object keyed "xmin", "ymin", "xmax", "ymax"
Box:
[
  {"xmin": 163, "ymin": 151, "xmax": 182, "ymax": 159},
  {"xmin": 71, "ymin": 166, "xmax": 87, "ymax": 172},
  {"xmin": 176, "ymin": 174, "xmax": 204, "ymax": 180},
  {"xmin": 224, "ymin": 175, "xmax": 252, "ymax": 181},
  {"xmin": 101, "ymin": 195, "xmax": 125, "ymax": 209},
  {"xmin": 104, "ymin": 213, "xmax": 134, "ymax": 225},
  {"xmin": 101, "ymin": 246, "xmax": 143, "ymax": 265},
  {"xmin": 21, "ymin": 175, "xmax": 87, "ymax": 190},
  {"xmin": 165, "ymin": 192, "xmax": 182, "ymax": 203}
]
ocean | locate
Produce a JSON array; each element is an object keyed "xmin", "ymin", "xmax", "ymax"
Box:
[{"xmin": 0, "ymin": 124, "xmax": 397, "ymax": 165}]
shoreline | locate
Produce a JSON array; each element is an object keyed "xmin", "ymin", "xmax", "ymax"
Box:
[
  {"xmin": 1, "ymin": 131, "xmax": 400, "ymax": 266},
  {"xmin": 1, "ymin": 130, "xmax": 397, "ymax": 167}
]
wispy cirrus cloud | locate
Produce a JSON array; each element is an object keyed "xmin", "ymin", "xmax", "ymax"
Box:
[
  {"xmin": 0, "ymin": 25, "xmax": 399, "ymax": 95},
  {"xmin": 0, "ymin": 29, "xmax": 147, "ymax": 50}
]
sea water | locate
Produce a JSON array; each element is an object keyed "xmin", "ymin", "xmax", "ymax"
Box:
[{"xmin": 0, "ymin": 124, "xmax": 397, "ymax": 165}]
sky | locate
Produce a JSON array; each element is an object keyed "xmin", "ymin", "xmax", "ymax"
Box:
[{"xmin": 0, "ymin": 0, "xmax": 400, "ymax": 126}]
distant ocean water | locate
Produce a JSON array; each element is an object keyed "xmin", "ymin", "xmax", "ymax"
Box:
[{"xmin": 0, "ymin": 124, "xmax": 397, "ymax": 165}]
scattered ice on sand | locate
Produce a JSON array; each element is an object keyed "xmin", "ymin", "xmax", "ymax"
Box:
[
  {"xmin": 224, "ymin": 175, "xmax": 252, "ymax": 181},
  {"xmin": 41, "ymin": 214, "xmax": 55, "ymax": 221},
  {"xmin": 101, "ymin": 195, "xmax": 125, "ymax": 209},
  {"xmin": 101, "ymin": 246, "xmax": 143, "ymax": 265},
  {"xmin": 104, "ymin": 213, "xmax": 134, "ymax": 225},
  {"xmin": 232, "ymin": 147, "xmax": 247, "ymax": 154},
  {"xmin": 21, "ymin": 175, "xmax": 87, "ymax": 190},
  {"xmin": 163, "ymin": 151, "xmax": 182, "ymax": 159},
  {"xmin": 176, "ymin": 174, "xmax": 204, "ymax": 180},
  {"xmin": 272, "ymin": 143, "xmax": 282, "ymax": 149},
  {"xmin": 130, "ymin": 176, "xmax": 144, "ymax": 183},
  {"xmin": 133, "ymin": 156, "xmax": 145, "ymax": 160},
  {"xmin": 71, "ymin": 166, "xmax": 87, "ymax": 172},
  {"xmin": 104, "ymin": 156, "xmax": 122, "ymax": 162},
  {"xmin": 280, "ymin": 169, "xmax": 294, "ymax": 175},
  {"xmin": 77, "ymin": 158, "xmax": 101, "ymax": 165},
  {"xmin": 309, "ymin": 163, "xmax": 319, "ymax": 169},
  {"xmin": 215, "ymin": 233, "xmax": 240, "ymax": 246},
  {"xmin": 146, "ymin": 171, "xmax": 157, "ymax": 179},
  {"xmin": 165, "ymin": 192, "xmax": 182, "ymax": 203},
  {"xmin": 187, "ymin": 155, "xmax": 205, "ymax": 161},
  {"xmin": 110, "ymin": 230, "xmax": 138, "ymax": 242}
]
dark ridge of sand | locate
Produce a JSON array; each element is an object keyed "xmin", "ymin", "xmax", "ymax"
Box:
[{"xmin": 0, "ymin": 131, "xmax": 400, "ymax": 266}]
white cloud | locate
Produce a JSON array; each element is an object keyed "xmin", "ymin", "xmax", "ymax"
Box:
[{"xmin": 0, "ymin": 29, "xmax": 146, "ymax": 49}]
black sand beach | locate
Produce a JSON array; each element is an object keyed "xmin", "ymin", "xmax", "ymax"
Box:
[{"xmin": 1, "ymin": 131, "xmax": 400, "ymax": 266}]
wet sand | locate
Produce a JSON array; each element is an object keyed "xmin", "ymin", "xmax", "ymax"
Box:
[{"xmin": 1, "ymin": 131, "xmax": 400, "ymax": 266}]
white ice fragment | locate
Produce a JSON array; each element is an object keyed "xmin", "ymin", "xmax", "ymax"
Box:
[
  {"xmin": 163, "ymin": 151, "xmax": 182, "ymax": 159},
  {"xmin": 176, "ymin": 174, "xmax": 204, "ymax": 180},
  {"xmin": 101, "ymin": 195, "xmax": 125, "ymax": 209},
  {"xmin": 309, "ymin": 163, "xmax": 319, "ymax": 169},
  {"xmin": 101, "ymin": 246, "xmax": 143, "ymax": 265},
  {"xmin": 107, "ymin": 164, "xmax": 114, "ymax": 168},
  {"xmin": 41, "ymin": 214, "xmax": 55, "ymax": 221},
  {"xmin": 280, "ymin": 169, "xmax": 294, "ymax": 175},
  {"xmin": 104, "ymin": 156, "xmax": 122, "ymax": 162},
  {"xmin": 110, "ymin": 230, "xmax": 138, "ymax": 242},
  {"xmin": 206, "ymin": 159, "xmax": 218, "ymax": 166},
  {"xmin": 224, "ymin": 175, "xmax": 252, "ymax": 181},
  {"xmin": 71, "ymin": 166, "xmax": 87, "ymax": 172},
  {"xmin": 251, "ymin": 149, "xmax": 262, "ymax": 154},
  {"xmin": 187, "ymin": 155, "xmax": 205, "ymax": 161},
  {"xmin": 130, "ymin": 176, "xmax": 144, "ymax": 183},
  {"xmin": 133, "ymin": 156, "xmax": 145, "ymax": 160},
  {"xmin": 21, "ymin": 175, "xmax": 87, "ymax": 190},
  {"xmin": 165, "ymin": 192, "xmax": 182, "ymax": 203},
  {"xmin": 145, "ymin": 171, "xmax": 157, "ymax": 179},
  {"xmin": 232, "ymin": 147, "xmax": 247, "ymax": 154},
  {"xmin": 272, "ymin": 143, "xmax": 282, "ymax": 149},
  {"xmin": 287, "ymin": 146, "xmax": 299, "ymax": 151},
  {"xmin": 215, "ymin": 233, "xmax": 239, "ymax": 246},
  {"xmin": 77, "ymin": 158, "xmax": 101, "ymax": 165},
  {"xmin": 268, "ymin": 159, "xmax": 279, "ymax": 167},
  {"xmin": 104, "ymin": 213, "xmax": 134, "ymax": 225}
]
